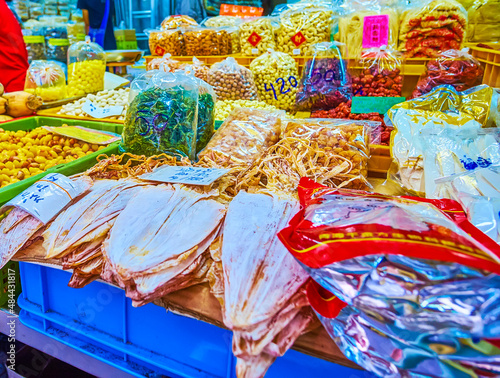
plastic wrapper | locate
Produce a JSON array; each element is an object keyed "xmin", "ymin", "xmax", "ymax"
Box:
[
  {"xmin": 195, "ymin": 78, "xmax": 216, "ymax": 153},
  {"xmin": 467, "ymin": 0, "xmax": 500, "ymax": 42},
  {"xmin": 198, "ymin": 108, "xmax": 283, "ymax": 167},
  {"xmin": 147, "ymin": 29, "xmax": 185, "ymax": 57},
  {"xmin": 182, "ymin": 57, "xmax": 209, "ymax": 83},
  {"xmin": 214, "ymin": 99, "xmax": 280, "ymax": 120},
  {"xmin": 67, "ymin": 37, "xmax": 106, "ymax": 97},
  {"xmin": 275, "ymin": 3, "xmax": 334, "ymax": 56},
  {"xmin": 66, "ymin": 22, "xmax": 85, "ymax": 44},
  {"xmin": 250, "ymin": 49, "xmax": 299, "ymax": 111},
  {"xmin": 337, "ymin": 0, "xmax": 400, "ymax": 59},
  {"xmin": 399, "ymin": 0, "xmax": 468, "ymax": 57},
  {"xmin": 122, "ymin": 71, "xmax": 199, "ymax": 160},
  {"xmin": 279, "ymin": 179, "xmax": 500, "ymax": 378},
  {"xmin": 207, "ymin": 57, "xmax": 259, "ymax": 101},
  {"xmin": 146, "ymin": 54, "xmax": 183, "ymax": 72},
  {"xmin": 352, "ymin": 46, "xmax": 403, "ymax": 97},
  {"xmin": 295, "ymin": 42, "xmax": 351, "ymax": 112},
  {"xmin": 183, "ymin": 27, "xmax": 231, "ymax": 56},
  {"xmin": 239, "ymin": 17, "xmax": 276, "ymax": 56},
  {"xmin": 161, "ymin": 15, "xmax": 198, "ymax": 30},
  {"xmin": 23, "ymin": 28, "xmax": 46, "ymax": 62},
  {"xmin": 411, "ymin": 49, "xmax": 484, "ymax": 99},
  {"xmin": 202, "ymin": 17, "xmax": 242, "ymax": 53},
  {"xmin": 24, "ymin": 60, "xmax": 67, "ymax": 102},
  {"xmin": 45, "ymin": 24, "xmax": 70, "ymax": 63},
  {"xmin": 387, "ymin": 85, "xmax": 498, "ymax": 194}
]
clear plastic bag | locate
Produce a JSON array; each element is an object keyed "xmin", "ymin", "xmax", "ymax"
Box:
[
  {"xmin": 275, "ymin": 3, "xmax": 334, "ymax": 56},
  {"xmin": 206, "ymin": 57, "xmax": 259, "ymax": 101},
  {"xmin": 182, "ymin": 57, "xmax": 210, "ymax": 83},
  {"xmin": 202, "ymin": 16, "xmax": 242, "ymax": 53},
  {"xmin": 147, "ymin": 28, "xmax": 185, "ymax": 57},
  {"xmin": 239, "ymin": 17, "xmax": 276, "ymax": 56},
  {"xmin": 399, "ymin": 0, "xmax": 468, "ymax": 57},
  {"xmin": 146, "ymin": 54, "xmax": 183, "ymax": 72},
  {"xmin": 22, "ymin": 28, "xmax": 46, "ymax": 62},
  {"xmin": 194, "ymin": 77, "xmax": 216, "ymax": 153},
  {"xmin": 183, "ymin": 27, "xmax": 231, "ymax": 56},
  {"xmin": 295, "ymin": 42, "xmax": 351, "ymax": 111},
  {"xmin": 161, "ymin": 15, "xmax": 198, "ymax": 30},
  {"xmin": 66, "ymin": 22, "xmax": 86, "ymax": 44},
  {"xmin": 250, "ymin": 49, "xmax": 299, "ymax": 111},
  {"xmin": 198, "ymin": 108, "xmax": 283, "ymax": 167},
  {"xmin": 411, "ymin": 48, "xmax": 484, "ymax": 99},
  {"xmin": 24, "ymin": 60, "xmax": 67, "ymax": 102},
  {"xmin": 45, "ymin": 24, "xmax": 70, "ymax": 63},
  {"xmin": 467, "ymin": 0, "xmax": 500, "ymax": 42},
  {"xmin": 122, "ymin": 71, "xmax": 199, "ymax": 160},
  {"xmin": 352, "ymin": 46, "xmax": 403, "ymax": 97}
]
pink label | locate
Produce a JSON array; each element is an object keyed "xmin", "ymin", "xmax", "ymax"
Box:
[{"xmin": 362, "ymin": 15, "xmax": 389, "ymax": 49}]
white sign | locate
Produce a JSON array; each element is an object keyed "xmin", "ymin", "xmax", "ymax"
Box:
[
  {"xmin": 251, "ymin": 48, "xmax": 258, "ymax": 55},
  {"xmin": 82, "ymin": 100, "xmax": 124, "ymax": 119},
  {"xmin": 293, "ymin": 49, "xmax": 301, "ymax": 55},
  {"xmin": 2, "ymin": 173, "xmax": 88, "ymax": 224},
  {"xmin": 140, "ymin": 166, "xmax": 230, "ymax": 186}
]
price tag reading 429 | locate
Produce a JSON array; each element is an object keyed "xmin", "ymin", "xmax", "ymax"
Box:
[{"xmin": 264, "ymin": 76, "xmax": 298, "ymax": 100}]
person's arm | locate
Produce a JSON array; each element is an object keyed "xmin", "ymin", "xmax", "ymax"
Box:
[{"xmin": 82, "ymin": 9, "xmax": 90, "ymax": 34}]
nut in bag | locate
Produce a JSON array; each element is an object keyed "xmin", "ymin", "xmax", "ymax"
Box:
[
  {"xmin": 183, "ymin": 27, "xmax": 231, "ymax": 56},
  {"xmin": 239, "ymin": 17, "xmax": 276, "ymax": 56},
  {"xmin": 147, "ymin": 28, "xmax": 185, "ymax": 56}
]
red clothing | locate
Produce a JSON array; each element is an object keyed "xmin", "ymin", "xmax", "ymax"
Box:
[{"xmin": 0, "ymin": 1, "xmax": 29, "ymax": 92}]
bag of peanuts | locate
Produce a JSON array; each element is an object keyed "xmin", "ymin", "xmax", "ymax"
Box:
[
  {"xmin": 250, "ymin": 49, "xmax": 299, "ymax": 112},
  {"xmin": 146, "ymin": 53, "xmax": 184, "ymax": 72},
  {"xmin": 275, "ymin": 2, "xmax": 335, "ymax": 56},
  {"xmin": 147, "ymin": 28, "xmax": 185, "ymax": 56},
  {"xmin": 352, "ymin": 46, "xmax": 404, "ymax": 97},
  {"xmin": 239, "ymin": 17, "xmax": 276, "ymax": 56},
  {"xmin": 295, "ymin": 42, "xmax": 351, "ymax": 112},
  {"xmin": 161, "ymin": 15, "xmax": 198, "ymax": 30},
  {"xmin": 197, "ymin": 108, "xmax": 284, "ymax": 167},
  {"xmin": 207, "ymin": 57, "xmax": 259, "ymax": 101},
  {"xmin": 183, "ymin": 27, "xmax": 232, "ymax": 56}
]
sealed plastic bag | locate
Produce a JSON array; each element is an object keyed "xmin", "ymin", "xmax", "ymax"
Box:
[
  {"xmin": 239, "ymin": 17, "xmax": 276, "ymax": 56},
  {"xmin": 183, "ymin": 27, "xmax": 231, "ymax": 56},
  {"xmin": 45, "ymin": 24, "xmax": 70, "ymax": 63},
  {"xmin": 24, "ymin": 60, "xmax": 67, "ymax": 102},
  {"xmin": 352, "ymin": 46, "xmax": 403, "ymax": 97},
  {"xmin": 182, "ymin": 57, "xmax": 210, "ymax": 83},
  {"xmin": 275, "ymin": 3, "xmax": 334, "ymax": 56},
  {"xmin": 207, "ymin": 57, "xmax": 259, "ymax": 101},
  {"xmin": 194, "ymin": 77, "xmax": 216, "ymax": 153},
  {"xmin": 202, "ymin": 16, "xmax": 242, "ymax": 53},
  {"xmin": 411, "ymin": 49, "xmax": 484, "ymax": 98},
  {"xmin": 198, "ymin": 108, "xmax": 283, "ymax": 167},
  {"xmin": 147, "ymin": 28, "xmax": 185, "ymax": 56},
  {"xmin": 22, "ymin": 28, "xmax": 46, "ymax": 62},
  {"xmin": 467, "ymin": 0, "xmax": 500, "ymax": 42},
  {"xmin": 146, "ymin": 54, "xmax": 183, "ymax": 72},
  {"xmin": 121, "ymin": 71, "xmax": 199, "ymax": 160},
  {"xmin": 295, "ymin": 42, "xmax": 351, "ymax": 111},
  {"xmin": 399, "ymin": 0, "xmax": 468, "ymax": 57},
  {"xmin": 250, "ymin": 49, "xmax": 299, "ymax": 111},
  {"xmin": 161, "ymin": 15, "xmax": 198, "ymax": 30}
]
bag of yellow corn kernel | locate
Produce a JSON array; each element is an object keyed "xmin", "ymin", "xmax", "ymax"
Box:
[
  {"xmin": 67, "ymin": 36, "xmax": 106, "ymax": 97},
  {"xmin": 250, "ymin": 49, "xmax": 299, "ymax": 111},
  {"xmin": 24, "ymin": 60, "xmax": 67, "ymax": 102},
  {"xmin": 275, "ymin": 2, "xmax": 336, "ymax": 56}
]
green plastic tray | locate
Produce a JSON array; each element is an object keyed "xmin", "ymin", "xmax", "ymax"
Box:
[{"xmin": 0, "ymin": 116, "xmax": 122, "ymax": 206}]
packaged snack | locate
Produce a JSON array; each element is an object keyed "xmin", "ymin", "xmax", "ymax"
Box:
[
  {"xmin": 66, "ymin": 22, "xmax": 86, "ymax": 44},
  {"xmin": 411, "ymin": 49, "xmax": 484, "ymax": 99},
  {"xmin": 182, "ymin": 57, "xmax": 210, "ymax": 83},
  {"xmin": 147, "ymin": 29, "xmax": 185, "ymax": 56},
  {"xmin": 275, "ymin": 3, "xmax": 334, "ymax": 56},
  {"xmin": 183, "ymin": 27, "xmax": 231, "ymax": 56},
  {"xmin": 161, "ymin": 15, "xmax": 198, "ymax": 30},
  {"xmin": 467, "ymin": 0, "xmax": 500, "ymax": 42},
  {"xmin": 295, "ymin": 42, "xmax": 351, "ymax": 112},
  {"xmin": 195, "ymin": 77, "xmax": 216, "ymax": 153},
  {"xmin": 202, "ymin": 16, "xmax": 242, "ymax": 53},
  {"xmin": 45, "ymin": 24, "xmax": 70, "ymax": 63},
  {"xmin": 122, "ymin": 71, "xmax": 199, "ymax": 160},
  {"xmin": 24, "ymin": 60, "xmax": 67, "ymax": 102},
  {"xmin": 399, "ymin": 0, "xmax": 468, "ymax": 57},
  {"xmin": 250, "ymin": 49, "xmax": 299, "ymax": 111},
  {"xmin": 146, "ymin": 54, "xmax": 183, "ymax": 72},
  {"xmin": 207, "ymin": 57, "xmax": 259, "ymax": 101},
  {"xmin": 338, "ymin": 0, "xmax": 400, "ymax": 59},
  {"xmin": 22, "ymin": 28, "xmax": 46, "ymax": 62},
  {"xmin": 239, "ymin": 17, "xmax": 276, "ymax": 56},
  {"xmin": 352, "ymin": 46, "xmax": 403, "ymax": 97},
  {"xmin": 198, "ymin": 108, "xmax": 283, "ymax": 167},
  {"xmin": 67, "ymin": 37, "xmax": 106, "ymax": 97}
]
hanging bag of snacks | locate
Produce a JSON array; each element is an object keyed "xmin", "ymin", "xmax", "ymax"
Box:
[
  {"xmin": 24, "ymin": 60, "xmax": 67, "ymax": 102},
  {"xmin": 207, "ymin": 57, "xmax": 259, "ymax": 101},
  {"xmin": 239, "ymin": 17, "xmax": 276, "ymax": 56},
  {"xmin": 295, "ymin": 42, "xmax": 351, "ymax": 112}
]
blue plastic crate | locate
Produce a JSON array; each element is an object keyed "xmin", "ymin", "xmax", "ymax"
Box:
[{"xmin": 18, "ymin": 262, "xmax": 370, "ymax": 378}]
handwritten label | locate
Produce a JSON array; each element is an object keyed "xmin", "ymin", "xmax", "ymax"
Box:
[
  {"xmin": 291, "ymin": 31, "xmax": 306, "ymax": 47},
  {"xmin": 351, "ymin": 96, "xmax": 405, "ymax": 114},
  {"xmin": 310, "ymin": 69, "xmax": 340, "ymax": 85},
  {"xmin": 265, "ymin": 76, "xmax": 298, "ymax": 100},
  {"xmin": 82, "ymin": 101, "xmax": 124, "ymax": 119},
  {"xmin": 1, "ymin": 174, "xmax": 88, "ymax": 224},
  {"xmin": 248, "ymin": 32, "xmax": 262, "ymax": 47},
  {"xmin": 362, "ymin": 15, "xmax": 389, "ymax": 49},
  {"xmin": 140, "ymin": 166, "xmax": 230, "ymax": 186},
  {"xmin": 42, "ymin": 126, "xmax": 120, "ymax": 145}
]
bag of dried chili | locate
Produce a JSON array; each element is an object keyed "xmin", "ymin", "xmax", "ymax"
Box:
[{"xmin": 411, "ymin": 48, "xmax": 484, "ymax": 98}]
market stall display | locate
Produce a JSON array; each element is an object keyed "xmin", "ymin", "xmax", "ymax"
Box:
[
  {"xmin": 24, "ymin": 60, "xmax": 67, "ymax": 102},
  {"xmin": 147, "ymin": 29, "xmax": 185, "ymax": 57},
  {"xmin": 202, "ymin": 16, "xmax": 242, "ymax": 53},
  {"xmin": 67, "ymin": 38, "xmax": 106, "ymax": 97},
  {"xmin": 183, "ymin": 28, "xmax": 232, "ymax": 56},
  {"xmin": 239, "ymin": 17, "xmax": 276, "ymax": 56}
]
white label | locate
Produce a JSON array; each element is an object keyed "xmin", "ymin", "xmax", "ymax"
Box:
[
  {"xmin": 2, "ymin": 173, "xmax": 88, "ymax": 224},
  {"xmin": 293, "ymin": 49, "xmax": 301, "ymax": 55},
  {"xmin": 140, "ymin": 166, "xmax": 230, "ymax": 186},
  {"xmin": 82, "ymin": 101, "xmax": 124, "ymax": 119},
  {"xmin": 251, "ymin": 48, "xmax": 259, "ymax": 55}
]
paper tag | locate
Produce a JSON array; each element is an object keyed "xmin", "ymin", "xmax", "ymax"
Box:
[
  {"xmin": 82, "ymin": 101, "xmax": 124, "ymax": 119},
  {"xmin": 248, "ymin": 32, "xmax": 262, "ymax": 47},
  {"xmin": 1, "ymin": 174, "xmax": 87, "ymax": 224},
  {"xmin": 362, "ymin": 15, "xmax": 389, "ymax": 49},
  {"xmin": 23, "ymin": 36, "xmax": 44, "ymax": 43},
  {"xmin": 140, "ymin": 166, "xmax": 230, "ymax": 185},
  {"xmin": 351, "ymin": 96, "xmax": 405, "ymax": 114},
  {"xmin": 251, "ymin": 48, "xmax": 259, "ymax": 55},
  {"xmin": 48, "ymin": 38, "xmax": 70, "ymax": 47},
  {"xmin": 42, "ymin": 126, "xmax": 120, "ymax": 145},
  {"xmin": 293, "ymin": 49, "xmax": 301, "ymax": 55},
  {"xmin": 291, "ymin": 31, "xmax": 306, "ymax": 47}
]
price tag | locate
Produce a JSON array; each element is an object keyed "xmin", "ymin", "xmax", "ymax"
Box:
[
  {"xmin": 251, "ymin": 48, "xmax": 259, "ymax": 55},
  {"xmin": 42, "ymin": 125, "xmax": 120, "ymax": 145},
  {"xmin": 1, "ymin": 173, "xmax": 89, "ymax": 224},
  {"xmin": 248, "ymin": 32, "xmax": 262, "ymax": 47},
  {"xmin": 140, "ymin": 166, "xmax": 230, "ymax": 186},
  {"xmin": 351, "ymin": 96, "xmax": 405, "ymax": 114},
  {"xmin": 293, "ymin": 49, "xmax": 301, "ymax": 55},
  {"xmin": 291, "ymin": 31, "xmax": 306, "ymax": 47},
  {"xmin": 362, "ymin": 15, "xmax": 389, "ymax": 49},
  {"xmin": 82, "ymin": 101, "xmax": 124, "ymax": 119}
]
